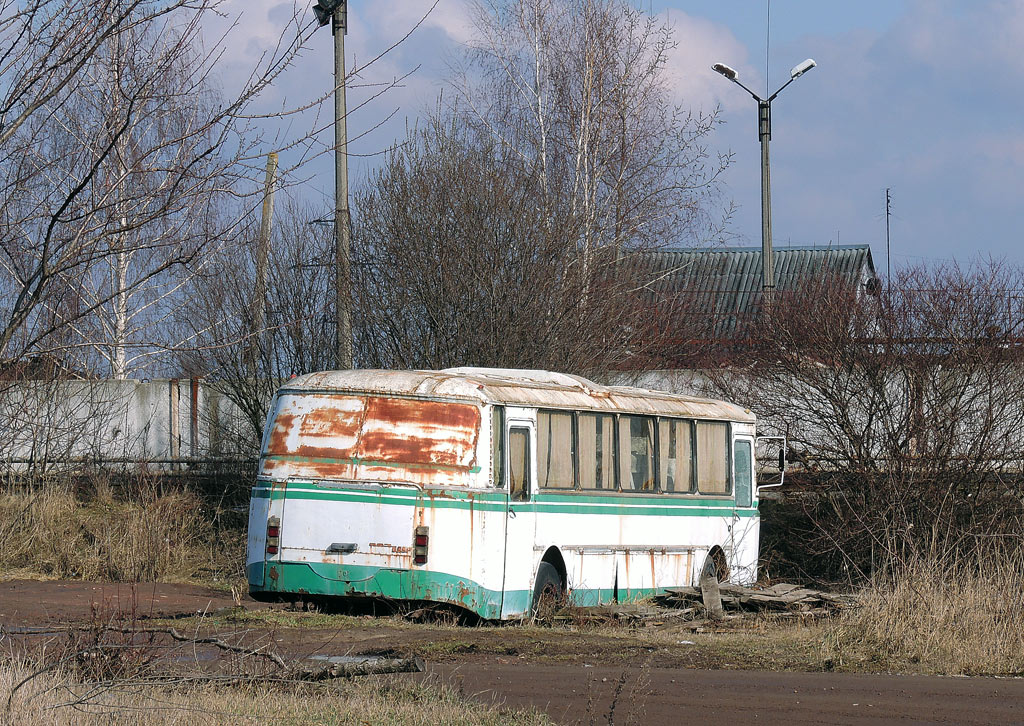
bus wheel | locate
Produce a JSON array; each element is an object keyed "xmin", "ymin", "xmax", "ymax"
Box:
[
  {"xmin": 532, "ymin": 562, "xmax": 565, "ymax": 619},
  {"xmin": 702, "ymin": 547, "xmax": 730, "ymax": 583}
]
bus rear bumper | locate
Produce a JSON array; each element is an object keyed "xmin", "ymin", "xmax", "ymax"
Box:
[{"xmin": 248, "ymin": 560, "xmax": 508, "ymax": 619}]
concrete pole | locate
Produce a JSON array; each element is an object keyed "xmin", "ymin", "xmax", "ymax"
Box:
[
  {"xmin": 333, "ymin": 4, "xmax": 353, "ymax": 370},
  {"xmin": 251, "ymin": 151, "xmax": 278, "ymax": 368},
  {"xmin": 758, "ymin": 99, "xmax": 774, "ymax": 297}
]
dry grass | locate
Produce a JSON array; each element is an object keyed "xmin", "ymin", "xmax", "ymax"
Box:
[
  {"xmin": 0, "ymin": 488, "xmax": 243, "ymax": 583},
  {"xmin": 824, "ymin": 548, "xmax": 1024, "ymax": 675},
  {"xmin": 0, "ymin": 661, "xmax": 553, "ymax": 726}
]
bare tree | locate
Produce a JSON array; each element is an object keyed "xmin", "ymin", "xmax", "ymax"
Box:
[
  {"xmin": 345, "ymin": 0, "xmax": 731, "ymax": 373},
  {"xmin": 351, "ymin": 116, "xmax": 659, "ymax": 373},
  {"xmin": 178, "ymin": 201, "xmax": 336, "ymax": 449},
  {"xmin": 703, "ymin": 261, "xmax": 1024, "ymax": 577},
  {"xmin": 451, "ymin": 0, "xmax": 731, "ymax": 263},
  {"xmin": 0, "ymin": 0, "xmax": 306, "ymax": 373}
]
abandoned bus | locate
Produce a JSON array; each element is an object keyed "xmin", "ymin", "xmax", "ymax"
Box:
[{"xmin": 246, "ymin": 368, "xmax": 762, "ymax": 619}]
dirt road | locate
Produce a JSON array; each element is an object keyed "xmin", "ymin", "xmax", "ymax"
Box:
[
  {"xmin": 0, "ymin": 580, "xmax": 238, "ymax": 625},
  {"xmin": 430, "ymin": 662, "xmax": 1024, "ymax": 725},
  {"xmin": 2, "ymin": 580, "xmax": 1022, "ymax": 725}
]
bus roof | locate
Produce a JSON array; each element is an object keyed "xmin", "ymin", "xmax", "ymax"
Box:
[{"xmin": 280, "ymin": 368, "xmax": 755, "ymax": 423}]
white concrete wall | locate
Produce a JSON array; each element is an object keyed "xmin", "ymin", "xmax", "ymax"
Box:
[{"xmin": 0, "ymin": 379, "xmax": 255, "ymax": 472}]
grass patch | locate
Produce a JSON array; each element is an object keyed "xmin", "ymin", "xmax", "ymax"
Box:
[
  {"xmin": 0, "ymin": 661, "xmax": 553, "ymax": 726},
  {"xmin": 0, "ymin": 487, "xmax": 243, "ymax": 584},
  {"xmin": 202, "ymin": 607, "xmax": 373, "ymax": 630},
  {"xmin": 823, "ymin": 550, "xmax": 1024, "ymax": 675}
]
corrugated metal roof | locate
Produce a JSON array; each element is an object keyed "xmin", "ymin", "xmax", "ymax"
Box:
[
  {"xmin": 280, "ymin": 368, "xmax": 755, "ymax": 423},
  {"xmin": 632, "ymin": 244, "xmax": 877, "ymax": 335},
  {"xmin": 636, "ymin": 244, "xmax": 875, "ymax": 294}
]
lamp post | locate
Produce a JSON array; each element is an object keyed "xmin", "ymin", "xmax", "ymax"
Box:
[
  {"xmin": 313, "ymin": 0, "xmax": 353, "ymax": 369},
  {"xmin": 712, "ymin": 58, "xmax": 816, "ymax": 298}
]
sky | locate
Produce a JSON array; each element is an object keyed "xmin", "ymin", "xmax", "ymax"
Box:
[{"xmin": 214, "ymin": 0, "xmax": 1024, "ymax": 276}]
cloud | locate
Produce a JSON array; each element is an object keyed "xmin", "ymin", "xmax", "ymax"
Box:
[
  {"xmin": 661, "ymin": 11, "xmax": 754, "ymax": 115},
  {"xmin": 709, "ymin": 0, "xmax": 1024, "ymax": 262},
  {"xmin": 195, "ymin": 0, "xmax": 1024, "ymax": 263}
]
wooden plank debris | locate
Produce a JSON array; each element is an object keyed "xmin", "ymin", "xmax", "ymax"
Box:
[{"xmin": 657, "ymin": 583, "xmax": 857, "ymax": 614}]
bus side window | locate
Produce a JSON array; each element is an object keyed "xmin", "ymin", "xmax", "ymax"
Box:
[
  {"xmin": 509, "ymin": 427, "xmax": 530, "ymax": 502},
  {"xmin": 617, "ymin": 415, "xmax": 655, "ymax": 491},
  {"xmin": 696, "ymin": 421, "xmax": 729, "ymax": 494},
  {"xmin": 579, "ymin": 413, "xmax": 614, "ymax": 489},
  {"xmin": 658, "ymin": 418, "xmax": 693, "ymax": 493},
  {"xmin": 537, "ymin": 411, "xmax": 575, "ymax": 489}
]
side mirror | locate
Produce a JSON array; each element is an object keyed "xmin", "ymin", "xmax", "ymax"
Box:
[{"xmin": 755, "ymin": 435, "xmax": 787, "ymax": 490}]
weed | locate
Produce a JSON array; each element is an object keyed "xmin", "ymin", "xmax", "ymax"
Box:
[
  {"xmin": 0, "ymin": 663, "xmax": 555, "ymax": 725},
  {"xmin": 824, "ymin": 548, "xmax": 1024, "ymax": 675},
  {"xmin": 0, "ymin": 487, "xmax": 242, "ymax": 584}
]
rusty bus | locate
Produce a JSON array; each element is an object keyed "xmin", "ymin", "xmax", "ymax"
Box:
[{"xmin": 246, "ymin": 368, "xmax": 771, "ymax": 619}]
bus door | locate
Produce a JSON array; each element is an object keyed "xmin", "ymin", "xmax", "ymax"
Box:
[
  {"xmin": 500, "ymin": 415, "xmax": 537, "ymax": 618},
  {"xmin": 730, "ymin": 436, "xmax": 757, "ymax": 582}
]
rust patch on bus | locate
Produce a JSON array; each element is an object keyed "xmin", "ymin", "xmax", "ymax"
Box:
[
  {"xmin": 358, "ymin": 397, "xmax": 480, "ymax": 468},
  {"xmin": 298, "ymin": 406, "xmax": 362, "ymax": 439},
  {"xmin": 367, "ymin": 396, "xmax": 479, "ymax": 430},
  {"xmin": 267, "ymin": 413, "xmax": 297, "ymax": 454},
  {"xmin": 262, "ymin": 394, "xmax": 481, "ymax": 485}
]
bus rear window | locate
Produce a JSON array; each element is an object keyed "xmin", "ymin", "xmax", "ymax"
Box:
[{"xmin": 260, "ymin": 393, "xmax": 481, "ymax": 486}]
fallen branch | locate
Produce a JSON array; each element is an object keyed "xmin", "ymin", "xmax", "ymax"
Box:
[
  {"xmin": 293, "ymin": 656, "xmax": 426, "ymax": 681},
  {"xmin": 2, "ymin": 624, "xmax": 288, "ymax": 668},
  {"xmin": 161, "ymin": 626, "xmax": 286, "ymax": 668}
]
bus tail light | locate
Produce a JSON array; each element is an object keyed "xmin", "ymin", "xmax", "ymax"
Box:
[
  {"xmin": 266, "ymin": 516, "xmax": 281, "ymax": 556},
  {"xmin": 413, "ymin": 525, "xmax": 428, "ymax": 565}
]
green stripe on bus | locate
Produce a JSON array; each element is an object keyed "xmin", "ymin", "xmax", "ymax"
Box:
[
  {"xmin": 251, "ymin": 487, "xmax": 757, "ymax": 517},
  {"xmin": 254, "ymin": 482, "xmax": 748, "ymax": 508},
  {"xmin": 249, "ymin": 560, "xmax": 679, "ymax": 619},
  {"xmin": 251, "ymin": 560, "xmax": 509, "ymax": 619}
]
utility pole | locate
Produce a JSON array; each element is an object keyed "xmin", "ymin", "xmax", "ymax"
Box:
[
  {"xmin": 759, "ymin": 99, "xmax": 773, "ymax": 294},
  {"xmin": 333, "ymin": 4, "xmax": 353, "ymax": 369},
  {"xmin": 251, "ymin": 152, "xmax": 278, "ymax": 368},
  {"xmin": 313, "ymin": 0, "xmax": 353, "ymax": 369},
  {"xmin": 885, "ymin": 188, "xmax": 892, "ymax": 290}
]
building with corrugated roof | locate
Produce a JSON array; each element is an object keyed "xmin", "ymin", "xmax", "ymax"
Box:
[{"xmin": 629, "ymin": 244, "xmax": 879, "ymax": 365}]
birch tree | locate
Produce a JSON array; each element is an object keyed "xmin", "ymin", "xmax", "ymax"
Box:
[
  {"xmin": 451, "ymin": 0, "xmax": 731, "ymax": 269},
  {"xmin": 0, "ymin": 0, "xmax": 305, "ymax": 373},
  {"xmin": 351, "ymin": 116, "xmax": 656, "ymax": 373}
]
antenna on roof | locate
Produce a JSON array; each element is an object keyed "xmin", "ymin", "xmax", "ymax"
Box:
[
  {"xmin": 885, "ymin": 188, "xmax": 892, "ymax": 291},
  {"xmin": 766, "ymin": 0, "xmax": 771, "ymax": 98}
]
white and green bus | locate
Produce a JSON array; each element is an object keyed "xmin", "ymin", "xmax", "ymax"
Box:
[{"xmin": 246, "ymin": 368, "xmax": 764, "ymax": 619}]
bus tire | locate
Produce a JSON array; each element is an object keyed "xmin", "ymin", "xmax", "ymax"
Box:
[
  {"xmin": 532, "ymin": 562, "xmax": 564, "ymax": 617},
  {"xmin": 702, "ymin": 547, "xmax": 730, "ymax": 583}
]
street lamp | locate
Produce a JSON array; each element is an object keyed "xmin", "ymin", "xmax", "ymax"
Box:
[
  {"xmin": 712, "ymin": 58, "xmax": 816, "ymax": 298},
  {"xmin": 313, "ymin": 0, "xmax": 353, "ymax": 369}
]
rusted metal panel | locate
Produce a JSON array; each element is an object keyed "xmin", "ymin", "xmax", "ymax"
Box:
[
  {"xmin": 261, "ymin": 393, "xmax": 481, "ymax": 486},
  {"xmin": 278, "ymin": 368, "xmax": 755, "ymax": 424}
]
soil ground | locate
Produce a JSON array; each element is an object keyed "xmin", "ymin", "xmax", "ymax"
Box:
[
  {"xmin": 0, "ymin": 580, "xmax": 239, "ymax": 625},
  {"xmin": 2, "ymin": 580, "xmax": 1023, "ymax": 725}
]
